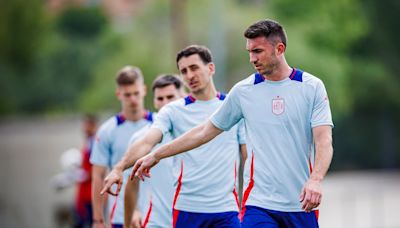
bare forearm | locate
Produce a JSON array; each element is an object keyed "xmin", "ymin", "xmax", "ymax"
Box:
[
  {"xmin": 116, "ymin": 130, "xmax": 162, "ymax": 172},
  {"xmin": 124, "ymin": 180, "xmax": 139, "ymax": 227},
  {"xmin": 116, "ymin": 142, "xmax": 155, "ymax": 172},
  {"xmin": 92, "ymin": 175, "xmax": 105, "ymax": 220},
  {"xmin": 154, "ymin": 121, "xmax": 222, "ymax": 161},
  {"xmin": 311, "ymin": 127, "xmax": 333, "ymax": 181}
]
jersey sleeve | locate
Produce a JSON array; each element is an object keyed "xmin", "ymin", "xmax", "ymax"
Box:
[
  {"xmin": 90, "ymin": 124, "xmax": 112, "ymax": 167},
  {"xmin": 311, "ymin": 79, "xmax": 334, "ymax": 128},
  {"xmin": 150, "ymin": 104, "xmax": 173, "ymax": 135},
  {"xmin": 236, "ymin": 119, "xmax": 246, "ymax": 145},
  {"xmin": 210, "ymin": 85, "xmax": 243, "ymax": 131}
]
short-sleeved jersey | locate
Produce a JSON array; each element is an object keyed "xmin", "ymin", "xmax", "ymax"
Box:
[
  {"xmin": 151, "ymin": 92, "xmax": 246, "ymax": 213},
  {"xmin": 126, "ymin": 114, "xmax": 175, "ymax": 228},
  {"xmin": 90, "ymin": 112, "xmax": 153, "ymax": 224},
  {"xmin": 210, "ymin": 69, "xmax": 333, "ymax": 212}
]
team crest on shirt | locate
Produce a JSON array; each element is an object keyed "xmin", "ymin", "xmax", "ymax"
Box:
[{"xmin": 272, "ymin": 96, "xmax": 285, "ymax": 115}]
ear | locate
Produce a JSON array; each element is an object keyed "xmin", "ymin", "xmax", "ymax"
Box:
[
  {"xmin": 276, "ymin": 43, "xmax": 286, "ymax": 55},
  {"xmin": 142, "ymin": 84, "xmax": 147, "ymax": 97},
  {"xmin": 115, "ymin": 88, "xmax": 121, "ymax": 100},
  {"xmin": 208, "ymin": 62, "xmax": 215, "ymax": 76}
]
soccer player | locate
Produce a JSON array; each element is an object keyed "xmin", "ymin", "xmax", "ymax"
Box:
[
  {"xmin": 101, "ymin": 45, "xmax": 247, "ymax": 227},
  {"xmin": 133, "ymin": 19, "xmax": 334, "ymax": 228},
  {"xmin": 75, "ymin": 114, "xmax": 98, "ymax": 227},
  {"xmin": 123, "ymin": 74, "xmax": 185, "ymax": 228},
  {"xmin": 90, "ymin": 66, "xmax": 153, "ymax": 228}
]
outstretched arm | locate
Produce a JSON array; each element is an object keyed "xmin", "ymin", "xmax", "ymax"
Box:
[
  {"xmin": 300, "ymin": 125, "xmax": 333, "ymax": 212},
  {"xmin": 100, "ymin": 128, "xmax": 163, "ymax": 195},
  {"xmin": 133, "ymin": 120, "xmax": 223, "ymax": 180}
]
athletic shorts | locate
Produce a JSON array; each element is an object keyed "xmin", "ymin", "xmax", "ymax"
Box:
[
  {"xmin": 241, "ymin": 205, "xmax": 319, "ymax": 228},
  {"xmin": 173, "ymin": 209, "xmax": 239, "ymax": 228}
]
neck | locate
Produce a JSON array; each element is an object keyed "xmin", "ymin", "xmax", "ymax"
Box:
[
  {"xmin": 191, "ymin": 82, "xmax": 218, "ymax": 101},
  {"xmin": 122, "ymin": 107, "xmax": 145, "ymax": 121},
  {"xmin": 263, "ymin": 59, "xmax": 292, "ymax": 81}
]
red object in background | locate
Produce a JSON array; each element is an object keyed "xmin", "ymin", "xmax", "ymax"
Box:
[{"xmin": 75, "ymin": 139, "xmax": 93, "ymax": 218}]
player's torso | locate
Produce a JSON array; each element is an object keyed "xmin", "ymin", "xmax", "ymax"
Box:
[
  {"xmin": 240, "ymin": 71, "xmax": 317, "ymax": 211},
  {"xmin": 141, "ymin": 133, "xmax": 175, "ymax": 227},
  {"xmin": 170, "ymin": 97, "xmax": 241, "ymax": 213},
  {"xmin": 108, "ymin": 121, "xmax": 150, "ymax": 167},
  {"xmin": 106, "ymin": 115, "xmax": 152, "ymax": 224}
]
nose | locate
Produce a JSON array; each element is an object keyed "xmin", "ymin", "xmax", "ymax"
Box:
[
  {"xmin": 185, "ymin": 69, "xmax": 195, "ymax": 80},
  {"xmin": 129, "ymin": 95, "xmax": 138, "ymax": 104},
  {"xmin": 249, "ymin": 53, "xmax": 257, "ymax": 64}
]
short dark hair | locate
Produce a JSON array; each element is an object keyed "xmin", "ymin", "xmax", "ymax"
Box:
[
  {"xmin": 176, "ymin": 45, "xmax": 213, "ymax": 68},
  {"xmin": 152, "ymin": 74, "xmax": 183, "ymax": 92},
  {"xmin": 83, "ymin": 113, "xmax": 98, "ymax": 124},
  {"xmin": 115, "ymin": 66, "xmax": 144, "ymax": 86},
  {"xmin": 244, "ymin": 19, "xmax": 287, "ymax": 47}
]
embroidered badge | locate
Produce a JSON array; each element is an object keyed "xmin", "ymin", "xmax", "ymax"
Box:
[{"xmin": 272, "ymin": 96, "xmax": 285, "ymax": 115}]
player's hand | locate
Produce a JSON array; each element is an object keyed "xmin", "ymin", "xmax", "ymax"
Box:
[
  {"xmin": 131, "ymin": 209, "xmax": 143, "ymax": 228},
  {"xmin": 132, "ymin": 153, "xmax": 159, "ymax": 181},
  {"xmin": 299, "ymin": 178, "xmax": 322, "ymax": 212},
  {"xmin": 100, "ymin": 168, "xmax": 123, "ymax": 196}
]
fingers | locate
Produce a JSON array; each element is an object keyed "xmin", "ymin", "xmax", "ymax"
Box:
[
  {"xmin": 100, "ymin": 179, "xmax": 122, "ymax": 196},
  {"xmin": 130, "ymin": 168, "xmax": 136, "ymax": 181},
  {"xmin": 106, "ymin": 186, "xmax": 119, "ymax": 196},
  {"xmin": 100, "ymin": 186, "xmax": 108, "ymax": 195},
  {"xmin": 116, "ymin": 180, "xmax": 123, "ymax": 195},
  {"xmin": 143, "ymin": 168, "xmax": 151, "ymax": 178},
  {"xmin": 132, "ymin": 156, "xmax": 156, "ymax": 181},
  {"xmin": 301, "ymin": 188, "xmax": 321, "ymax": 212},
  {"xmin": 133, "ymin": 217, "xmax": 142, "ymax": 228},
  {"xmin": 299, "ymin": 187, "xmax": 305, "ymax": 202},
  {"xmin": 132, "ymin": 210, "xmax": 143, "ymax": 228},
  {"xmin": 132, "ymin": 161, "xmax": 142, "ymax": 181},
  {"xmin": 107, "ymin": 179, "xmax": 123, "ymax": 196},
  {"xmin": 100, "ymin": 180, "xmax": 111, "ymax": 195},
  {"xmin": 133, "ymin": 159, "xmax": 150, "ymax": 181}
]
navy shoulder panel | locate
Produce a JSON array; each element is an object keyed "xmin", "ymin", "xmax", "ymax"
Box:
[
  {"xmin": 184, "ymin": 95, "xmax": 196, "ymax": 105},
  {"xmin": 254, "ymin": 73, "xmax": 265, "ymax": 85},
  {"xmin": 290, "ymin": 69, "xmax": 303, "ymax": 82},
  {"xmin": 115, "ymin": 113, "xmax": 125, "ymax": 126}
]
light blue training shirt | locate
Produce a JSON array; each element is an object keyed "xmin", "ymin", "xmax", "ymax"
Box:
[
  {"xmin": 151, "ymin": 93, "xmax": 246, "ymax": 213},
  {"xmin": 210, "ymin": 69, "xmax": 333, "ymax": 212},
  {"xmin": 126, "ymin": 113, "xmax": 175, "ymax": 228},
  {"xmin": 90, "ymin": 112, "xmax": 153, "ymax": 224}
]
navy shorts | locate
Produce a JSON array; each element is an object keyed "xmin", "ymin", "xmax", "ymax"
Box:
[
  {"xmin": 174, "ymin": 209, "xmax": 240, "ymax": 228},
  {"xmin": 241, "ymin": 205, "xmax": 319, "ymax": 228}
]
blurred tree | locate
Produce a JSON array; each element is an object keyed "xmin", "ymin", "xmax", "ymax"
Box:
[
  {"xmin": 0, "ymin": 0, "xmax": 47, "ymax": 114},
  {"xmin": 272, "ymin": 0, "xmax": 368, "ymax": 117},
  {"xmin": 170, "ymin": 0, "xmax": 189, "ymax": 53},
  {"xmin": 270, "ymin": 0, "xmax": 400, "ymax": 169},
  {"xmin": 57, "ymin": 7, "xmax": 107, "ymax": 39},
  {"xmin": 0, "ymin": 0, "xmax": 45, "ymax": 69},
  {"xmin": 337, "ymin": 0, "xmax": 400, "ymax": 169},
  {"xmin": 79, "ymin": 1, "xmax": 176, "ymax": 112},
  {"xmin": 0, "ymin": 4, "xmax": 108, "ymax": 115}
]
